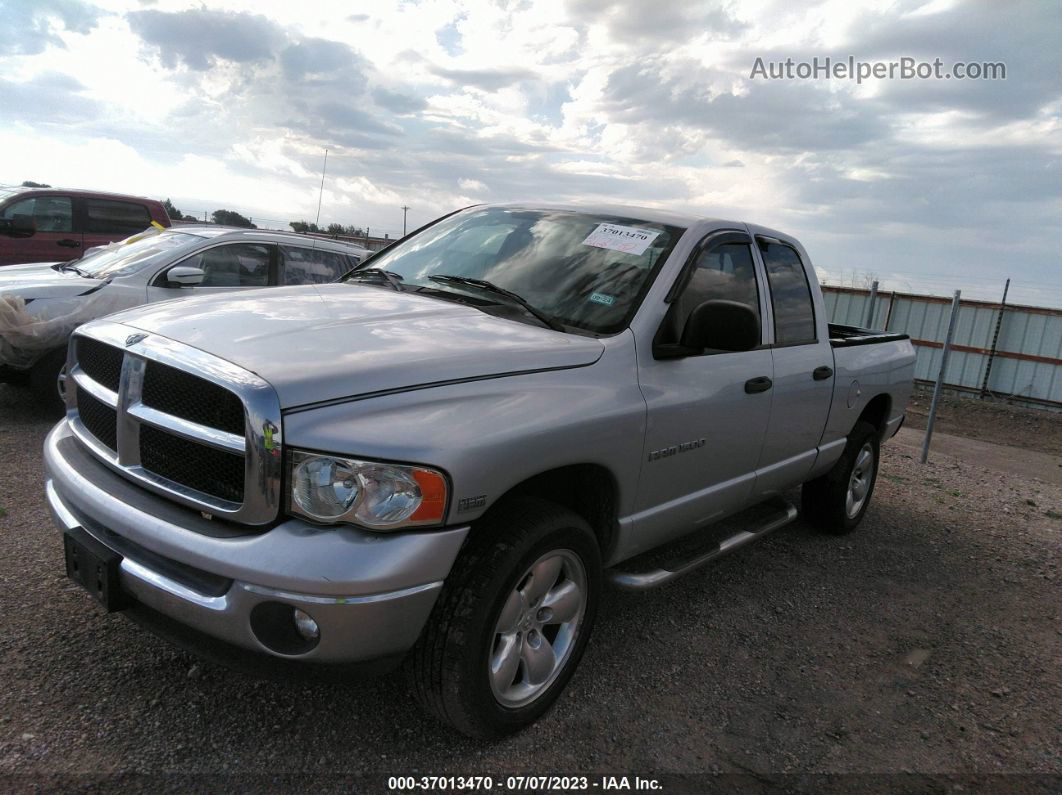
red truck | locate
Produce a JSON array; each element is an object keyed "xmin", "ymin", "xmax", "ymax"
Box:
[{"xmin": 0, "ymin": 187, "xmax": 171, "ymax": 266}]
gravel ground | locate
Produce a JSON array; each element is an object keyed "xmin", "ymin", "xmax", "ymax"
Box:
[
  {"xmin": 0, "ymin": 382, "xmax": 1059, "ymax": 791},
  {"xmin": 905, "ymin": 390, "xmax": 1062, "ymax": 456}
]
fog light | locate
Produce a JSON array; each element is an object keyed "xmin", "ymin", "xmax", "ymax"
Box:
[{"xmin": 293, "ymin": 608, "xmax": 319, "ymax": 641}]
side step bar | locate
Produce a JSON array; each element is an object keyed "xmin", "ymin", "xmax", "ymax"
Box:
[{"xmin": 606, "ymin": 498, "xmax": 799, "ymax": 591}]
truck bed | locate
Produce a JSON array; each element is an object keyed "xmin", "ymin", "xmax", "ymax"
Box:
[{"xmin": 828, "ymin": 323, "xmax": 910, "ymax": 347}]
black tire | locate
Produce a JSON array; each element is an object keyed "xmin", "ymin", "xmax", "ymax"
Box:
[
  {"xmin": 29, "ymin": 347, "xmax": 68, "ymax": 417},
  {"xmin": 407, "ymin": 496, "xmax": 601, "ymax": 739},
  {"xmin": 802, "ymin": 420, "xmax": 880, "ymax": 534}
]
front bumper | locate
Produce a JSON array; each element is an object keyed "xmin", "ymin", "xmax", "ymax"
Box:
[{"xmin": 44, "ymin": 421, "xmax": 469, "ymax": 666}]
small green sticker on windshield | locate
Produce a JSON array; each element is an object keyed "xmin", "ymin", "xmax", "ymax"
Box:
[{"xmin": 589, "ymin": 292, "xmax": 616, "ymax": 306}]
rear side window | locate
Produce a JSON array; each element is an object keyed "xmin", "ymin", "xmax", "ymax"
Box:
[
  {"xmin": 1, "ymin": 195, "xmax": 73, "ymax": 232},
  {"xmin": 280, "ymin": 246, "xmax": 357, "ymax": 285},
  {"xmin": 85, "ymin": 199, "xmax": 151, "ymax": 235},
  {"xmin": 759, "ymin": 240, "xmax": 816, "ymax": 345},
  {"xmin": 181, "ymin": 243, "xmax": 271, "ymax": 287}
]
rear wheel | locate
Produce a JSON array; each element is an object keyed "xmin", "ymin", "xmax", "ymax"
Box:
[
  {"xmin": 802, "ymin": 420, "xmax": 880, "ymax": 534},
  {"xmin": 408, "ymin": 497, "xmax": 601, "ymax": 738}
]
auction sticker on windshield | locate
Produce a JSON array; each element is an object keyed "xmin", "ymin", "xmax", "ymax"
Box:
[{"xmin": 581, "ymin": 223, "xmax": 660, "ymax": 256}]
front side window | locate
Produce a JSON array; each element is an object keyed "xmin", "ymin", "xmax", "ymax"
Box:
[
  {"xmin": 658, "ymin": 239, "xmax": 761, "ymax": 351},
  {"xmin": 181, "ymin": 243, "xmax": 271, "ymax": 287},
  {"xmin": 1, "ymin": 195, "xmax": 73, "ymax": 232},
  {"xmin": 760, "ymin": 240, "xmax": 816, "ymax": 345},
  {"xmin": 280, "ymin": 246, "xmax": 356, "ymax": 285},
  {"xmin": 348, "ymin": 207, "xmax": 684, "ymax": 334},
  {"xmin": 85, "ymin": 199, "xmax": 151, "ymax": 235}
]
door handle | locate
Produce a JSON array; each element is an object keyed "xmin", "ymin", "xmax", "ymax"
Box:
[
  {"xmin": 57, "ymin": 239, "xmax": 81, "ymax": 248},
  {"xmin": 744, "ymin": 376, "xmax": 773, "ymax": 394},
  {"xmin": 813, "ymin": 366, "xmax": 833, "ymax": 380}
]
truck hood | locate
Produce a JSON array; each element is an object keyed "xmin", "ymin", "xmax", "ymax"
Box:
[
  {"xmin": 109, "ymin": 283, "xmax": 604, "ymax": 408},
  {"xmin": 0, "ymin": 262, "xmax": 107, "ymax": 299}
]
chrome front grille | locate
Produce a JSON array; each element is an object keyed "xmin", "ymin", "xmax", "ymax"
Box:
[{"xmin": 67, "ymin": 321, "xmax": 283, "ymax": 525}]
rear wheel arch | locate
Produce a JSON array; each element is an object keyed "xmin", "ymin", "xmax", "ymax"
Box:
[{"xmin": 855, "ymin": 393, "xmax": 891, "ymax": 439}]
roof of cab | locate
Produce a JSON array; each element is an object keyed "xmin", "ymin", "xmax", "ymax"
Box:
[
  {"xmin": 167, "ymin": 226, "xmax": 370, "ymax": 252},
  {"xmin": 0, "ymin": 186, "xmax": 165, "ymax": 204},
  {"xmin": 477, "ymin": 201, "xmax": 741, "ymax": 231}
]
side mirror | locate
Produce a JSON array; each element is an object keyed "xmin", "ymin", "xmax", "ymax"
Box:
[
  {"xmin": 166, "ymin": 265, "xmax": 205, "ymax": 287},
  {"xmin": 0, "ymin": 214, "xmax": 36, "ymax": 238},
  {"xmin": 680, "ymin": 299, "xmax": 760, "ymax": 353}
]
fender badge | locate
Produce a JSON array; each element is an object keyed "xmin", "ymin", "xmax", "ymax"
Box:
[{"xmin": 124, "ymin": 333, "xmax": 148, "ymax": 347}]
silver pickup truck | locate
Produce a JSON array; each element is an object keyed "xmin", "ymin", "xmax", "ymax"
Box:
[{"xmin": 43, "ymin": 203, "xmax": 915, "ymax": 737}]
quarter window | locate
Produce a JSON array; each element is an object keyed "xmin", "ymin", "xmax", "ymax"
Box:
[
  {"xmin": 759, "ymin": 240, "xmax": 816, "ymax": 345},
  {"xmin": 1, "ymin": 196, "xmax": 73, "ymax": 232},
  {"xmin": 84, "ymin": 199, "xmax": 152, "ymax": 235}
]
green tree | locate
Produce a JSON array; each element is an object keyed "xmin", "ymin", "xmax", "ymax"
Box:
[
  {"xmin": 289, "ymin": 220, "xmax": 319, "ymax": 233},
  {"xmin": 212, "ymin": 209, "xmax": 256, "ymax": 228},
  {"xmin": 162, "ymin": 198, "xmax": 182, "ymax": 219},
  {"xmin": 21, "ymin": 180, "xmax": 51, "ymax": 188}
]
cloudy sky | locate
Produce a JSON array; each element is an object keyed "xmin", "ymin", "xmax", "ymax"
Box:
[{"xmin": 1, "ymin": 0, "xmax": 1059, "ymax": 305}]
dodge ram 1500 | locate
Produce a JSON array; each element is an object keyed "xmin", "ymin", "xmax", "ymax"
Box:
[{"xmin": 44, "ymin": 203, "xmax": 915, "ymax": 737}]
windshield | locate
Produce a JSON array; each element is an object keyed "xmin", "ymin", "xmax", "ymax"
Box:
[
  {"xmin": 349, "ymin": 207, "xmax": 684, "ymax": 334},
  {"xmin": 74, "ymin": 229, "xmax": 202, "ymax": 278}
]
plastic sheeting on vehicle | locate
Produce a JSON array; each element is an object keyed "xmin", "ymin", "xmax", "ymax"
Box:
[{"xmin": 0, "ymin": 291, "xmax": 132, "ymax": 369}]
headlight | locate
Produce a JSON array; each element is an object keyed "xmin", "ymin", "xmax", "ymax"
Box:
[{"xmin": 289, "ymin": 450, "xmax": 448, "ymax": 530}]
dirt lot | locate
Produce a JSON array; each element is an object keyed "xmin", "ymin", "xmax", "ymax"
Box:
[
  {"xmin": 905, "ymin": 389, "xmax": 1062, "ymax": 457},
  {"xmin": 1, "ymin": 383, "xmax": 1059, "ymax": 791}
]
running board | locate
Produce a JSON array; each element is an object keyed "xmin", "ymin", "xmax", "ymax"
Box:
[{"xmin": 606, "ymin": 498, "xmax": 799, "ymax": 591}]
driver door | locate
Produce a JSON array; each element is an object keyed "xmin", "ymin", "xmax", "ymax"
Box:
[
  {"xmin": 146, "ymin": 242, "xmax": 276, "ymax": 302},
  {"xmin": 630, "ymin": 231, "xmax": 774, "ymax": 556}
]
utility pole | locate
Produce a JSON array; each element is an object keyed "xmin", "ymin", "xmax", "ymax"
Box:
[
  {"xmin": 921, "ymin": 290, "xmax": 962, "ymax": 464},
  {"xmin": 401, "ymin": 205, "xmax": 410, "ymax": 236},
  {"xmin": 315, "ymin": 148, "xmax": 328, "ymax": 228}
]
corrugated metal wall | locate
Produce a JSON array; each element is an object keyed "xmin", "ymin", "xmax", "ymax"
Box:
[{"xmin": 823, "ymin": 287, "xmax": 1062, "ymax": 408}]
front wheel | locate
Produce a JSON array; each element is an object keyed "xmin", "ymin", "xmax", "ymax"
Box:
[
  {"xmin": 408, "ymin": 497, "xmax": 601, "ymax": 738},
  {"xmin": 802, "ymin": 420, "xmax": 880, "ymax": 534},
  {"xmin": 29, "ymin": 347, "xmax": 68, "ymax": 417}
]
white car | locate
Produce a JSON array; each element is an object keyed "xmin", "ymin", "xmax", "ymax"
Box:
[{"xmin": 0, "ymin": 226, "xmax": 369, "ymax": 410}]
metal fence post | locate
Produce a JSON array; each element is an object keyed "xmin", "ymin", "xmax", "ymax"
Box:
[
  {"xmin": 921, "ymin": 290, "xmax": 962, "ymax": 464},
  {"xmin": 979, "ymin": 278, "xmax": 1010, "ymax": 400},
  {"xmin": 864, "ymin": 280, "xmax": 879, "ymax": 329}
]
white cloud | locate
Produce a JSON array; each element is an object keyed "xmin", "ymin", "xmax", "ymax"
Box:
[
  {"xmin": 0, "ymin": 0, "xmax": 1058, "ymax": 303},
  {"xmin": 457, "ymin": 178, "xmax": 487, "ymax": 193}
]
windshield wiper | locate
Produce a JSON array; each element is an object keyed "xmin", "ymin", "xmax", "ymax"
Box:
[
  {"xmin": 346, "ymin": 268, "xmax": 405, "ymax": 291},
  {"xmin": 428, "ymin": 274, "xmax": 564, "ymax": 331}
]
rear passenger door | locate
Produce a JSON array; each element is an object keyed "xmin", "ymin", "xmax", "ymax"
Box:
[
  {"xmin": 80, "ymin": 198, "xmax": 154, "ymax": 250},
  {"xmin": 279, "ymin": 245, "xmax": 358, "ymax": 285},
  {"xmin": 146, "ymin": 242, "xmax": 276, "ymax": 302},
  {"xmin": 752, "ymin": 236, "xmax": 834, "ymax": 498}
]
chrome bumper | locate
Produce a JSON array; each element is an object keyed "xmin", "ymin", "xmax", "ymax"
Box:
[{"xmin": 44, "ymin": 421, "xmax": 469, "ymax": 664}]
